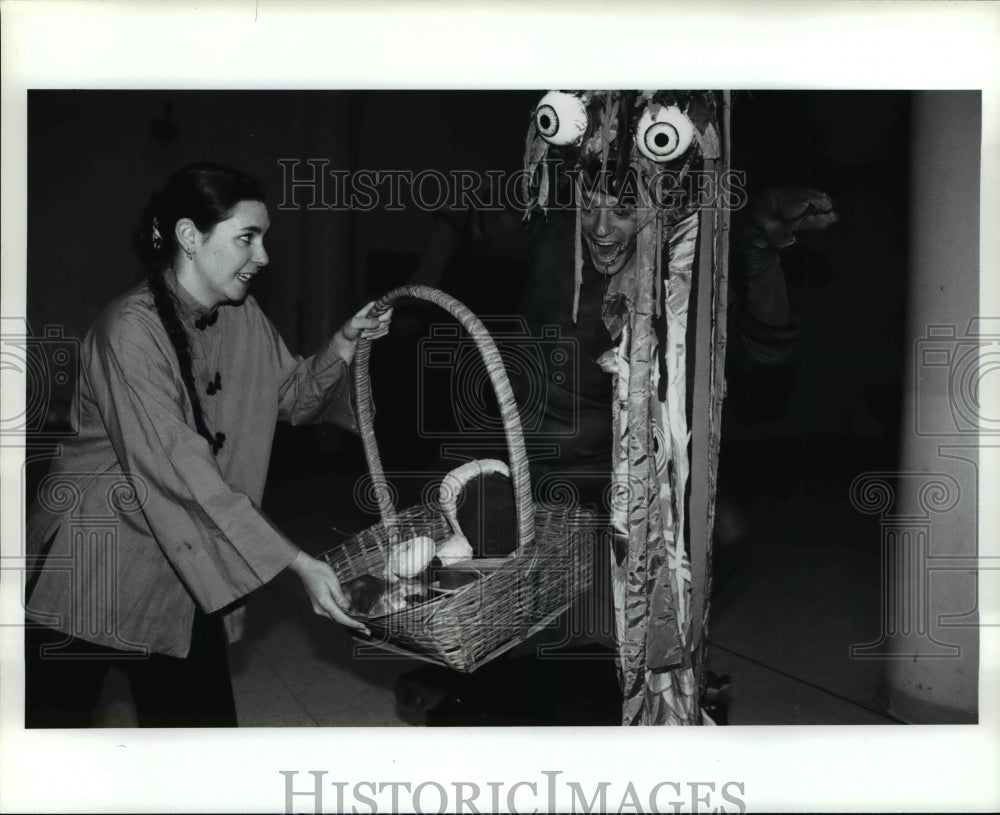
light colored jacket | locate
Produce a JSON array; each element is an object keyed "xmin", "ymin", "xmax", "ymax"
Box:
[{"xmin": 25, "ymin": 276, "xmax": 355, "ymax": 657}]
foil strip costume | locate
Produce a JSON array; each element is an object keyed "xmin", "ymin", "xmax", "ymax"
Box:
[{"xmin": 523, "ymin": 91, "xmax": 731, "ymax": 725}]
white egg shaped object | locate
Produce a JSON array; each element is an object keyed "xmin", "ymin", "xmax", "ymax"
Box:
[{"xmin": 388, "ymin": 535, "xmax": 437, "ymax": 580}]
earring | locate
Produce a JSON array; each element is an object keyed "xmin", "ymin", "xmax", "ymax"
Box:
[{"xmin": 185, "ymin": 248, "xmax": 194, "ymax": 261}]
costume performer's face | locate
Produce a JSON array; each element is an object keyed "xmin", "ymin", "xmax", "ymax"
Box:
[
  {"xmin": 525, "ymin": 90, "xmax": 713, "ymax": 286},
  {"xmin": 580, "ymin": 191, "xmax": 638, "ymax": 277},
  {"xmin": 525, "ymin": 90, "xmax": 719, "ymax": 329}
]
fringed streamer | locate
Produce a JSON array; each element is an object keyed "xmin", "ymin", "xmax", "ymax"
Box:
[
  {"xmin": 523, "ymin": 121, "xmax": 549, "ymax": 217},
  {"xmin": 611, "ymin": 179, "xmax": 689, "ymax": 724},
  {"xmin": 599, "ymin": 96, "xmax": 619, "ymax": 184},
  {"xmin": 618, "ymin": 180, "xmax": 661, "ymax": 724},
  {"xmin": 663, "ymin": 211, "xmax": 700, "ymax": 650},
  {"xmin": 573, "ymin": 175, "xmax": 583, "ymax": 325},
  {"xmin": 600, "ymin": 96, "xmax": 612, "ymax": 182},
  {"xmin": 656, "ymin": 216, "xmax": 669, "ymax": 404},
  {"xmin": 612, "ymin": 204, "xmax": 704, "ymax": 725},
  {"xmin": 522, "ymin": 116, "xmax": 537, "ymax": 218},
  {"xmin": 610, "ymin": 323, "xmax": 630, "ymax": 684},
  {"xmin": 691, "ymin": 92, "xmax": 732, "ymax": 702},
  {"xmin": 693, "ymin": 120, "xmax": 721, "ymax": 161},
  {"xmin": 538, "ymin": 161, "xmax": 550, "ymax": 213},
  {"xmin": 654, "ymin": 210, "xmax": 663, "ymax": 319}
]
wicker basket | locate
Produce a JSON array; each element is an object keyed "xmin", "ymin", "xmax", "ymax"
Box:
[{"xmin": 321, "ymin": 285, "xmax": 597, "ymax": 672}]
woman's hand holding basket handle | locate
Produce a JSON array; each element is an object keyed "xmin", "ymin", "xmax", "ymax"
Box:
[{"xmin": 331, "ymin": 301, "xmax": 393, "ymax": 365}]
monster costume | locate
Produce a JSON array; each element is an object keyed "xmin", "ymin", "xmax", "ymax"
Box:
[{"xmin": 524, "ymin": 91, "xmax": 732, "ymax": 725}]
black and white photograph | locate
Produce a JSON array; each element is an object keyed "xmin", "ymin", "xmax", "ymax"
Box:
[{"xmin": 2, "ymin": 2, "xmax": 998, "ymax": 813}]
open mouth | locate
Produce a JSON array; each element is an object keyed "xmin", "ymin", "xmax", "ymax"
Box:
[
  {"xmin": 236, "ymin": 271, "xmax": 254, "ymax": 284},
  {"xmin": 588, "ymin": 238, "xmax": 627, "ymax": 266}
]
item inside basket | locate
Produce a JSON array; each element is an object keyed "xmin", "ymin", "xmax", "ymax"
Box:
[
  {"xmin": 343, "ymin": 460, "xmax": 519, "ymax": 617},
  {"xmin": 442, "ymin": 459, "xmax": 518, "ymax": 558},
  {"xmin": 343, "ymin": 574, "xmax": 443, "ymax": 618}
]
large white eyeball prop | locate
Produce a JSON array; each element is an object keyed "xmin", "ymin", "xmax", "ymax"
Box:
[
  {"xmin": 635, "ymin": 104, "xmax": 695, "ymax": 162},
  {"xmin": 534, "ymin": 91, "xmax": 588, "ymax": 147}
]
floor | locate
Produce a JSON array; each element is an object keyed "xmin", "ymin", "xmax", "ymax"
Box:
[{"xmin": 94, "ymin": 429, "xmax": 901, "ymax": 727}]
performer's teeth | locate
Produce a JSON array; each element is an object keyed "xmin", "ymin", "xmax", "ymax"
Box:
[{"xmin": 593, "ymin": 241, "xmax": 621, "ymax": 261}]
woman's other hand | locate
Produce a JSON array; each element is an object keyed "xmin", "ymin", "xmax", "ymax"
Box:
[{"xmin": 288, "ymin": 551, "xmax": 370, "ymax": 635}]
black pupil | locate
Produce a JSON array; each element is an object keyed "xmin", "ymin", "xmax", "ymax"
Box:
[
  {"xmin": 539, "ymin": 113, "xmax": 552, "ymax": 130},
  {"xmin": 654, "ymin": 132, "xmax": 670, "ymax": 147}
]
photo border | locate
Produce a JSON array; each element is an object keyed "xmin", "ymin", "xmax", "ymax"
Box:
[{"xmin": 2, "ymin": 2, "xmax": 998, "ymax": 812}]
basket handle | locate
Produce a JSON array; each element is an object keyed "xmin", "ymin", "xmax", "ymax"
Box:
[{"xmin": 353, "ymin": 285, "xmax": 535, "ymax": 557}]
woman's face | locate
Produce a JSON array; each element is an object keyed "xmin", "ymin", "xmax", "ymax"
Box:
[
  {"xmin": 580, "ymin": 192, "xmax": 638, "ymax": 277},
  {"xmin": 183, "ymin": 200, "xmax": 270, "ymax": 307}
]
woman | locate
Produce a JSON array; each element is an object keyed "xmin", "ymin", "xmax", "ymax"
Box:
[{"xmin": 24, "ymin": 163, "xmax": 389, "ymax": 727}]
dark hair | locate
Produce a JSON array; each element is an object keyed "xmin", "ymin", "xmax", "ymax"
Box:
[
  {"xmin": 135, "ymin": 163, "xmax": 266, "ymax": 453},
  {"xmin": 136, "ymin": 162, "xmax": 266, "ymax": 270}
]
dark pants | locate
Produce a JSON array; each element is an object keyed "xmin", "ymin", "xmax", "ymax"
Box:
[{"xmin": 24, "ymin": 609, "xmax": 237, "ymax": 728}]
